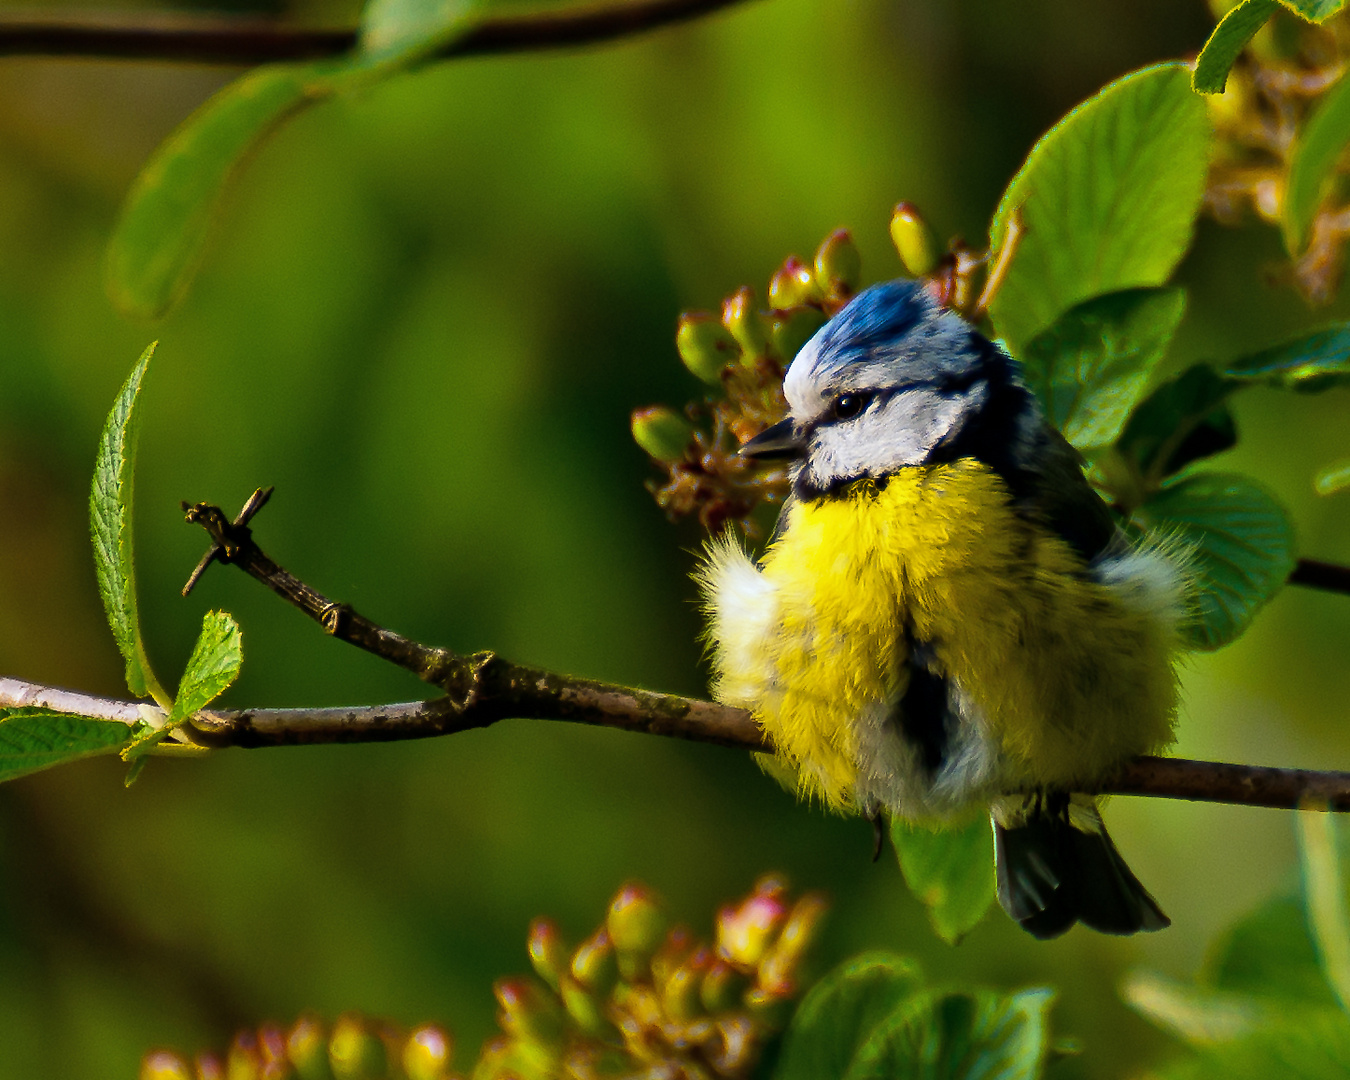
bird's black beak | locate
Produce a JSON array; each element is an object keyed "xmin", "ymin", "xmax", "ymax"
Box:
[{"xmin": 739, "ymin": 417, "xmax": 804, "ymax": 460}]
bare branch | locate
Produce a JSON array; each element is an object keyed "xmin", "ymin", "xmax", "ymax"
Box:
[
  {"xmin": 3, "ymin": 673, "xmax": 1350, "ymax": 809},
  {"xmin": 0, "ymin": 0, "xmax": 759, "ymax": 65}
]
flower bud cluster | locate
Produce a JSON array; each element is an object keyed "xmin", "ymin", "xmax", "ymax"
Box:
[
  {"xmin": 631, "ymin": 229, "xmax": 862, "ymax": 532},
  {"xmin": 139, "ymin": 878, "xmax": 826, "ymax": 1080},
  {"xmin": 140, "ymin": 1014, "xmax": 455, "ymax": 1080},
  {"xmin": 1201, "ymin": 6, "xmax": 1350, "ymax": 304},
  {"xmin": 632, "ymin": 209, "xmax": 988, "ymax": 532},
  {"xmin": 478, "ymin": 875, "xmax": 828, "ymax": 1080}
]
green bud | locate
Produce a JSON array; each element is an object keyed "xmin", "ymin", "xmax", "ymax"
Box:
[
  {"xmin": 558, "ymin": 972, "xmax": 617, "ymax": 1038},
  {"xmin": 631, "ymin": 407, "xmax": 694, "ymax": 464},
  {"xmin": 327, "ymin": 1015, "xmax": 386, "ymax": 1080},
  {"xmin": 527, "ymin": 917, "xmax": 568, "ymax": 990},
  {"xmin": 814, "ymin": 229, "xmax": 861, "ymax": 301},
  {"xmin": 141, "ymin": 1051, "xmax": 193, "ymax": 1080},
  {"xmin": 771, "ymin": 308, "xmax": 827, "ymax": 365},
  {"xmin": 571, "ymin": 927, "xmax": 620, "ymax": 997},
  {"xmin": 699, "ymin": 959, "xmax": 750, "ymax": 1014},
  {"xmin": 494, "ymin": 977, "xmax": 568, "ymax": 1050},
  {"xmin": 768, "ymin": 257, "xmax": 820, "ymax": 311},
  {"xmin": 401, "ymin": 1024, "xmax": 453, "ymax": 1080},
  {"xmin": 722, "ymin": 287, "xmax": 769, "ymax": 361},
  {"xmin": 889, "ymin": 203, "xmax": 939, "ymax": 277},
  {"xmin": 661, "ymin": 947, "xmax": 710, "ymax": 1024},
  {"xmin": 286, "ymin": 1016, "xmax": 334, "ymax": 1080},
  {"xmin": 677, "ymin": 312, "xmax": 740, "ymax": 384},
  {"xmin": 227, "ymin": 1034, "xmax": 263, "ymax": 1080},
  {"xmin": 607, "ymin": 883, "xmax": 670, "ymax": 983}
]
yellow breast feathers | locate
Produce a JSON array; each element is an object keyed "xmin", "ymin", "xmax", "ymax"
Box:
[{"xmin": 699, "ymin": 459, "xmax": 1183, "ymax": 820}]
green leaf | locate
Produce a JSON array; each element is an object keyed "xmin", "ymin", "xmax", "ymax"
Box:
[
  {"xmin": 360, "ymin": 0, "xmax": 479, "ymax": 64},
  {"xmin": 774, "ymin": 953, "xmax": 925, "ymax": 1080},
  {"xmin": 1114, "ymin": 364, "xmax": 1238, "ymax": 489},
  {"xmin": 1226, "ymin": 324, "xmax": 1350, "ymax": 391},
  {"xmin": 1194, "ymin": 0, "xmax": 1281, "ymax": 94},
  {"xmin": 1315, "ymin": 457, "xmax": 1350, "ymax": 494},
  {"xmin": 1201, "ymin": 880, "xmax": 1340, "ymax": 1007},
  {"xmin": 0, "ymin": 708, "xmax": 134, "ymax": 784},
  {"xmin": 106, "ymin": 66, "xmax": 329, "ymax": 320},
  {"xmin": 170, "ymin": 611, "xmax": 243, "ymax": 723},
  {"xmin": 1021, "ymin": 287, "xmax": 1187, "ymax": 451},
  {"xmin": 1284, "ymin": 73, "xmax": 1350, "ymax": 254},
  {"xmin": 1122, "ymin": 971, "xmax": 1275, "ymax": 1045},
  {"xmin": 1278, "ymin": 0, "xmax": 1346, "ymax": 22},
  {"xmin": 843, "ymin": 988, "xmax": 1056, "ymax": 1080},
  {"xmin": 987, "ymin": 63, "xmax": 1211, "ymax": 357},
  {"xmin": 90, "ymin": 344, "xmax": 168, "ymax": 705},
  {"xmin": 890, "ymin": 816, "xmax": 996, "ymax": 945},
  {"xmin": 1298, "ymin": 813, "xmax": 1350, "ymax": 1012},
  {"xmin": 1132, "ymin": 472, "xmax": 1296, "ymax": 650},
  {"xmin": 1155, "ymin": 1011, "xmax": 1350, "ymax": 1080},
  {"xmin": 106, "ymin": 0, "xmax": 484, "ymax": 320}
]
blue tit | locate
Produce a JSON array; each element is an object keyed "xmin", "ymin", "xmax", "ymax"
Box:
[{"xmin": 699, "ymin": 278, "xmax": 1188, "ymax": 938}]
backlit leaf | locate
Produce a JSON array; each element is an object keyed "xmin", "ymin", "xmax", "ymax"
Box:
[
  {"xmin": 90, "ymin": 344, "xmax": 168, "ymax": 704},
  {"xmin": 1226, "ymin": 324, "xmax": 1350, "ymax": 391},
  {"xmin": 987, "ymin": 64, "xmax": 1210, "ymax": 357},
  {"xmin": 1284, "ymin": 73, "xmax": 1350, "ymax": 254},
  {"xmin": 891, "ymin": 815, "xmax": 996, "ymax": 945},
  {"xmin": 1194, "ymin": 0, "xmax": 1281, "ymax": 94}
]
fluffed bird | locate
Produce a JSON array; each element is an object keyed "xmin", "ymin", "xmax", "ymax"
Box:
[{"xmin": 699, "ymin": 278, "xmax": 1188, "ymax": 938}]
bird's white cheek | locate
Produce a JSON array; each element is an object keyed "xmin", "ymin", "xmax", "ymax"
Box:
[{"xmin": 804, "ymin": 390, "xmax": 972, "ymax": 488}]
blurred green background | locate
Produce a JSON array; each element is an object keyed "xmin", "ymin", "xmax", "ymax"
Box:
[{"xmin": 1, "ymin": 0, "xmax": 1349, "ymax": 1075}]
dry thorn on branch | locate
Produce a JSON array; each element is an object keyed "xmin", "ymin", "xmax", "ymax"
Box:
[{"xmin": 0, "ymin": 0, "xmax": 759, "ymax": 65}]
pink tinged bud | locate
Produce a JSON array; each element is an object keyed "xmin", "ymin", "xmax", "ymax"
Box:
[
  {"xmin": 722, "ymin": 287, "xmax": 769, "ymax": 361},
  {"xmin": 285, "ymin": 1016, "xmax": 333, "ymax": 1080},
  {"xmin": 760, "ymin": 892, "xmax": 829, "ymax": 992},
  {"xmin": 661, "ymin": 946, "xmax": 711, "ymax": 1023},
  {"xmin": 494, "ymin": 977, "xmax": 567, "ymax": 1050},
  {"xmin": 402, "ymin": 1024, "xmax": 453, "ymax": 1080},
  {"xmin": 227, "ymin": 1032, "xmax": 263, "ymax": 1080},
  {"xmin": 527, "ymin": 917, "xmax": 568, "ymax": 990},
  {"xmin": 814, "ymin": 229, "xmax": 862, "ymax": 301},
  {"xmin": 677, "ymin": 312, "xmax": 741, "ymax": 385},
  {"xmin": 890, "ymin": 202, "xmax": 940, "ymax": 277},
  {"xmin": 768, "ymin": 256, "xmax": 820, "ymax": 311},
  {"xmin": 607, "ymin": 883, "xmax": 670, "ymax": 982},
  {"xmin": 571, "ymin": 927, "xmax": 620, "ymax": 997},
  {"xmin": 649, "ymin": 926, "xmax": 694, "ymax": 990},
  {"xmin": 328, "ymin": 1015, "xmax": 386, "ymax": 1080},
  {"xmin": 194, "ymin": 1054, "xmax": 225, "ymax": 1080},
  {"xmin": 716, "ymin": 877, "xmax": 789, "ymax": 968},
  {"xmin": 141, "ymin": 1051, "xmax": 193, "ymax": 1080}
]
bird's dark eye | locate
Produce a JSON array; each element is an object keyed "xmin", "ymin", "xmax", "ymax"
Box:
[{"xmin": 833, "ymin": 393, "xmax": 872, "ymax": 420}]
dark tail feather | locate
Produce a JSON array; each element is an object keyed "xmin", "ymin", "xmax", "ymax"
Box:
[{"xmin": 993, "ymin": 802, "xmax": 1169, "ymax": 940}]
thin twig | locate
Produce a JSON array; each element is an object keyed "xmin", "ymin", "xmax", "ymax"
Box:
[
  {"xmin": 1290, "ymin": 557, "xmax": 1350, "ymax": 596},
  {"xmin": 0, "ymin": 0, "xmax": 758, "ymax": 65}
]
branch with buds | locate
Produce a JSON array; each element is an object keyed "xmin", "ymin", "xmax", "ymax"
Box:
[{"xmin": 6, "ymin": 489, "xmax": 1349, "ymax": 813}]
